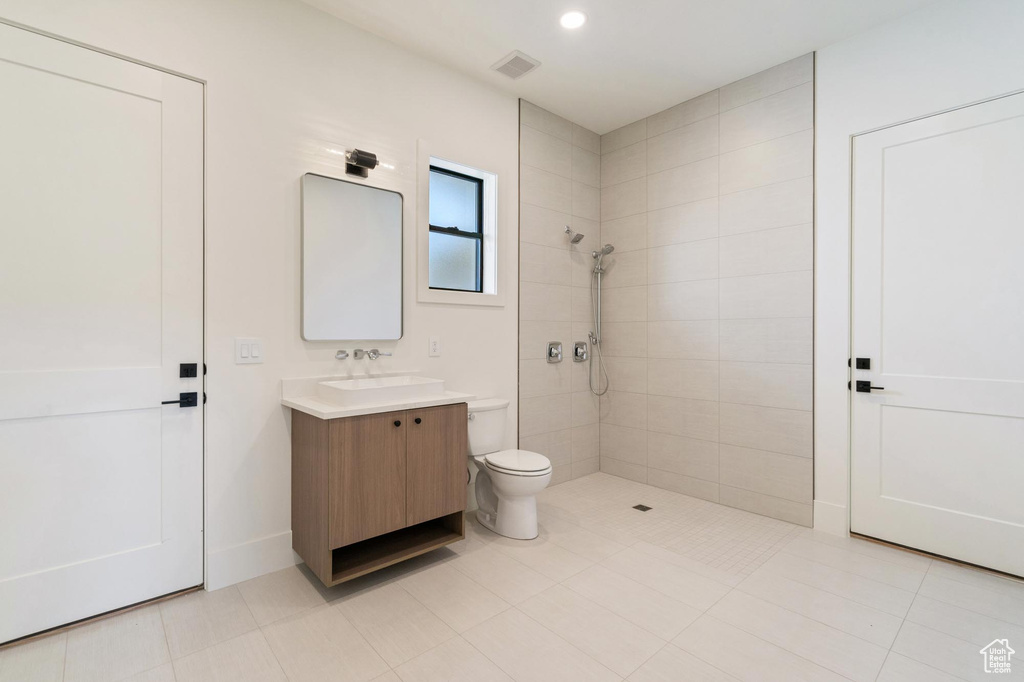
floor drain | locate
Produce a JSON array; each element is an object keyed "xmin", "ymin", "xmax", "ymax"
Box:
[{"xmin": 632, "ymin": 504, "xmax": 652, "ymax": 512}]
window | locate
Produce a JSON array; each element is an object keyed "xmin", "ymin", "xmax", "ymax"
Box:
[
  {"xmin": 417, "ymin": 149, "xmax": 500, "ymax": 306},
  {"xmin": 428, "ymin": 166, "xmax": 483, "ymax": 292}
]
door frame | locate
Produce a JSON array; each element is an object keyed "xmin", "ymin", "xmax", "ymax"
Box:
[
  {"xmin": 846, "ymin": 86, "xmax": 1024, "ymax": 541},
  {"xmin": 0, "ymin": 17, "xmax": 209, "ymax": 591}
]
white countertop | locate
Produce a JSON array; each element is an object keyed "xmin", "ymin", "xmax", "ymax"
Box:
[
  {"xmin": 282, "ymin": 391, "xmax": 473, "ymax": 420},
  {"xmin": 281, "ymin": 373, "xmax": 473, "ymax": 419}
]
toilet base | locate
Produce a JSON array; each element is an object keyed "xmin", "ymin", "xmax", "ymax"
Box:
[
  {"xmin": 473, "ymin": 460, "xmax": 550, "ymax": 540},
  {"xmin": 476, "ymin": 498, "xmax": 539, "ymax": 540}
]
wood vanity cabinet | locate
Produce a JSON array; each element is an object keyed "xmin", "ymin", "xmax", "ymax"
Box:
[{"xmin": 291, "ymin": 402, "xmax": 467, "ymax": 587}]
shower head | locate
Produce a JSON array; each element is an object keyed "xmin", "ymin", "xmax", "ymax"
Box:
[
  {"xmin": 593, "ymin": 244, "xmax": 615, "ymax": 258},
  {"xmin": 564, "ymin": 225, "xmax": 585, "ymax": 244}
]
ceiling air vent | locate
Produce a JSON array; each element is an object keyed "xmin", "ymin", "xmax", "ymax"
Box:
[{"xmin": 491, "ymin": 50, "xmax": 541, "ymax": 80}]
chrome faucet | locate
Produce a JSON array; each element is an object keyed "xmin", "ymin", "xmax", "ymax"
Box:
[{"xmin": 353, "ymin": 348, "xmax": 392, "ymax": 360}]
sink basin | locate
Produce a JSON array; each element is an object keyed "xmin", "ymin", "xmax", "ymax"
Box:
[{"xmin": 317, "ymin": 375, "xmax": 445, "ymax": 405}]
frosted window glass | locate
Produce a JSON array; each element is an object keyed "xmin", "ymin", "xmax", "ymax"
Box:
[
  {"xmin": 429, "ymin": 232, "xmax": 480, "ymax": 291},
  {"xmin": 429, "ymin": 170, "xmax": 480, "ymax": 232}
]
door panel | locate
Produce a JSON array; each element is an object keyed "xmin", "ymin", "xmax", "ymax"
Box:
[
  {"xmin": 0, "ymin": 24, "xmax": 203, "ymax": 642},
  {"xmin": 406, "ymin": 404, "xmax": 468, "ymax": 526},
  {"xmin": 851, "ymin": 92, "xmax": 1024, "ymax": 576},
  {"xmin": 329, "ymin": 412, "xmax": 407, "ymax": 547}
]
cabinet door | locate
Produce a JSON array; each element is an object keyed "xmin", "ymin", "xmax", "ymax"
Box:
[
  {"xmin": 406, "ymin": 403, "xmax": 468, "ymax": 526},
  {"xmin": 329, "ymin": 412, "xmax": 407, "ymax": 548}
]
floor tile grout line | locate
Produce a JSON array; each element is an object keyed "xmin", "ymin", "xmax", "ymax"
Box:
[
  {"xmin": 797, "ymin": 530, "xmax": 934, "ymax": 570},
  {"xmin": 774, "ymin": 540, "xmax": 929, "ymax": 585},
  {"xmin": 675, "ymin": 611, "xmax": 860, "ymax": 682},
  {"xmin": 511, "ymin": 604, "xmax": 625, "ymax": 680},
  {"xmin": 726, "ymin": 579, "xmax": 900, "ymax": 652},
  {"xmin": 744, "ymin": 559, "xmax": 912, "ymax": 621}
]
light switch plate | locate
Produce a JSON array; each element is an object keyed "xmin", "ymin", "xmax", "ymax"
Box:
[
  {"xmin": 429, "ymin": 336, "xmax": 442, "ymax": 357},
  {"xmin": 235, "ymin": 337, "xmax": 263, "ymax": 364}
]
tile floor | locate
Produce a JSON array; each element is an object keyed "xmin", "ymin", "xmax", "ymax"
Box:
[{"xmin": 2, "ymin": 473, "xmax": 1023, "ymax": 682}]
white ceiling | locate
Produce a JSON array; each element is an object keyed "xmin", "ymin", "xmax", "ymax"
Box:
[{"xmin": 301, "ymin": 0, "xmax": 935, "ymax": 134}]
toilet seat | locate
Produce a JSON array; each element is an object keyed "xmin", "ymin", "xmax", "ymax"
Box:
[{"xmin": 483, "ymin": 449, "xmax": 552, "ymax": 477}]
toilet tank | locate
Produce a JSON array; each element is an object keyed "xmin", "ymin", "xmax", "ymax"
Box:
[{"xmin": 467, "ymin": 398, "xmax": 510, "ymax": 456}]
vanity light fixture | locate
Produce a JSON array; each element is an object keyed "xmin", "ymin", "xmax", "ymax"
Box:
[
  {"xmin": 559, "ymin": 10, "xmax": 587, "ymax": 29},
  {"xmin": 345, "ymin": 148, "xmax": 379, "ymax": 178}
]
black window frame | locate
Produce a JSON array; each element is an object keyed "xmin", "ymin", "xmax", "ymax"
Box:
[{"xmin": 428, "ymin": 165, "xmax": 484, "ymax": 293}]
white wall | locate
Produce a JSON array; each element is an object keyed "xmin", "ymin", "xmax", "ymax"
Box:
[
  {"xmin": 814, "ymin": 0, "xmax": 1024, "ymax": 534},
  {"xmin": 0, "ymin": 0, "xmax": 520, "ymax": 587}
]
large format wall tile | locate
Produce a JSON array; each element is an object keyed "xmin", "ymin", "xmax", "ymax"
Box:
[
  {"xmin": 720, "ymin": 362, "xmax": 813, "ymax": 411},
  {"xmin": 522, "ymin": 56, "xmax": 814, "ymax": 515},
  {"xmin": 648, "ymin": 157, "xmax": 719, "ymax": 210},
  {"xmin": 601, "ymin": 176, "xmax": 646, "ymax": 220},
  {"xmin": 648, "ymin": 320, "xmax": 719, "ymax": 360},
  {"xmin": 718, "ymin": 53, "xmax": 813, "ymax": 112},
  {"xmin": 648, "ymin": 280, "xmax": 719, "ymax": 321},
  {"xmin": 572, "ymin": 145, "xmax": 601, "ymax": 188},
  {"xmin": 719, "ymin": 444, "xmax": 813, "ymax": 504},
  {"xmin": 648, "ymin": 238, "xmax": 719, "ymax": 284},
  {"xmin": 521, "ymin": 101, "xmax": 573, "ymax": 141},
  {"xmin": 647, "ymin": 89, "xmax": 719, "ymax": 137},
  {"xmin": 601, "ymin": 141, "xmax": 646, "ymax": 187},
  {"xmin": 591, "ymin": 58, "xmax": 814, "ymax": 523},
  {"xmin": 719, "ymin": 82, "xmax": 813, "ymax": 153},
  {"xmin": 600, "ymin": 213, "xmax": 647, "ymax": 252},
  {"xmin": 718, "ymin": 224, "xmax": 812, "ymax": 278},
  {"xmin": 647, "ymin": 198, "xmax": 719, "ymax": 247},
  {"xmin": 648, "ymin": 432, "xmax": 719, "ymax": 482},
  {"xmin": 719, "ymin": 177, "xmax": 812, "ymax": 235},
  {"xmin": 719, "ymin": 271, "xmax": 812, "ymax": 319},
  {"xmin": 719, "ymin": 403, "xmax": 812, "ymax": 458},
  {"xmin": 521, "ymin": 164, "xmax": 572, "ymax": 213},
  {"xmin": 647, "ymin": 359, "xmax": 720, "ymax": 401},
  {"xmin": 601, "ymin": 118, "xmax": 647, "ymax": 154},
  {"xmin": 719, "ymin": 129, "xmax": 812, "ymax": 195},
  {"xmin": 521, "ymin": 124, "xmax": 572, "ymax": 176},
  {"xmin": 647, "ymin": 116, "xmax": 719, "ymax": 174},
  {"xmin": 520, "ymin": 104, "xmax": 605, "ymax": 484},
  {"xmin": 719, "ymin": 318, "xmax": 812, "ymax": 364}
]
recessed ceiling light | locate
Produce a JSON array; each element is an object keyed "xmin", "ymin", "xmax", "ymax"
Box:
[{"xmin": 560, "ymin": 10, "xmax": 587, "ymax": 29}]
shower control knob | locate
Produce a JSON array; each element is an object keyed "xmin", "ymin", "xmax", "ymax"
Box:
[{"xmin": 573, "ymin": 341, "xmax": 589, "ymax": 362}]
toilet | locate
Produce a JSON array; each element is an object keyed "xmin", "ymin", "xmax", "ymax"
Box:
[{"xmin": 468, "ymin": 398, "xmax": 552, "ymax": 540}]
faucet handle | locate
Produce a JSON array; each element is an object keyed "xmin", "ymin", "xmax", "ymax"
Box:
[
  {"xmin": 352, "ymin": 349, "xmax": 365, "ymax": 359},
  {"xmin": 366, "ymin": 348, "xmax": 392, "ymax": 360},
  {"xmin": 335, "ymin": 350, "xmax": 349, "ymax": 359}
]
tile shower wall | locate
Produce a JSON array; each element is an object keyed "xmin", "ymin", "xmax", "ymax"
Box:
[
  {"xmin": 519, "ymin": 101, "xmax": 602, "ymax": 485},
  {"xmin": 597, "ymin": 55, "xmax": 814, "ymax": 525}
]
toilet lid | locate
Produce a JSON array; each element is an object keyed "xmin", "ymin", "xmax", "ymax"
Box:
[{"xmin": 484, "ymin": 449, "xmax": 551, "ymax": 473}]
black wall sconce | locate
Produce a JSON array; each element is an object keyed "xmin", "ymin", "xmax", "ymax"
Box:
[{"xmin": 345, "ymin": 149, "xmax": 379, "ymax": 178}]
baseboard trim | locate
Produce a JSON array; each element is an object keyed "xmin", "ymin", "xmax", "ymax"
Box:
[
  {"xmin": 206, "ymin": 531, "xmax": 299, "ymax": 590},
  {"xmin": 812, "ymin": 500, "xmax": 848, "ymax": 536}
]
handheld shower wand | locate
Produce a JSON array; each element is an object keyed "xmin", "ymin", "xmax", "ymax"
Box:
[{"xmin": 588, "ymin": 244, "xmax": 615, "ymax": 395}]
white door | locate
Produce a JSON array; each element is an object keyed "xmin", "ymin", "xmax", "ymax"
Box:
[
  {"xmin": 0, "ymin": 24, "xmax": 204, "ymax": 642},
  {"xmin": 850, "ymin": 91, "xmax": 1024, "ymax": 576}
]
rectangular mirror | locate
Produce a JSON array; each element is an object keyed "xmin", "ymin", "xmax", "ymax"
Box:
[{"xmin": 302, "ymin": 173, "xmax": 403, "ymax": 340}]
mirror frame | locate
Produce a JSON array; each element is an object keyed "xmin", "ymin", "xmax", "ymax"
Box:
[{"xmin": 301, "ymin": 172, "xmax": 404, "ymax": 341}]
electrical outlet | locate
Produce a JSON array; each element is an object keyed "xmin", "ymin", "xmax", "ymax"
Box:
[
  {"xmin": 235, "ymin": 337, "xmax": 264, "ymax": 364},
  {"xmin": 428, "ymin": 336, "xmax": 442, "ymax": 357}
]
